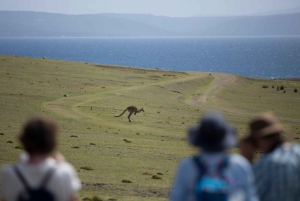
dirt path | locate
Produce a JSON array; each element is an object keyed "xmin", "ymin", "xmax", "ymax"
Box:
[
  {"xmin": 190, "ymin": 73, "xmax": 235, "ymax": 108},
  {"xmin": 189, "ymin": 74, "xmax": 300, "ymax": 124}
]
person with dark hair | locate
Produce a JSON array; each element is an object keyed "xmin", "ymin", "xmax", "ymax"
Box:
[
  {"xmin": 240, "ymin": 112, "xmax": 300, "ymax": 201},
  {"xmin": 1, "ymin": 116, "xmax": 81, "ymax": 201},
  {"xmin": 170, "ymin": 113, "xmax": 258, "ymax": 201}
]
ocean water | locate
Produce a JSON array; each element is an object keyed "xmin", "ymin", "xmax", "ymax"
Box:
[{"xmin": 0, "ymin": 37, "xmax": 299, "ymax": 79}]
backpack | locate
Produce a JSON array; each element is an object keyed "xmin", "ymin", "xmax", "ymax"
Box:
[
  {"xmin": 14, "ymin": 166, "xmax": 55, "ymax": 201},
  {"xmin": 193, "ymin": 156, "xmax": 230, "ymax": 201}
]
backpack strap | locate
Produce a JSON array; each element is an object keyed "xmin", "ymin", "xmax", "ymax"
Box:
[
  {"xmin": 39, "ymin": 168, "xmax": 55, "ymax": 188},
  {"xmin": 14, "ymin": 166, "xmax": 31, "ymax": 190},
  {"xmin": 193, "ymin": 156, "xmax": 207, "ymax": 180},
  {"xmin": 14, "ymin": 166, "xmax": 55, "ymax": 189},
  {"xmin": 217, "ymin": 156, "xmax": 229, "ymax": 173},
  {"xmin": 193, "ymin": 155, "xmax": 229, "ymax": 177},
  {"xmin": 216, "ymin": 156, "xmax": 230, "ymax": 183}
]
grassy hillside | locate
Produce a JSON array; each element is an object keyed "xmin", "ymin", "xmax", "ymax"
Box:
[{"xmin": 0, "ymin": 55, "xmax": 299, "ymax": 200}]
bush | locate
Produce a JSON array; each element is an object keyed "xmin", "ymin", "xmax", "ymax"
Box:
[
  {"xmin": 152, "ymin": 175, "xmax": 162, "ymax": 179},
  {"xmin": 122, "ymin": 179, "xmax": 133, "ymax": 183},
  {"xmin": 7, "ymin": 140, "xmax": 13, "ymax": 143},
  {"xmin": 262, "ymin": 85, "xmax": 268, "ymax": 88},
  {"xmin": 83, "ymin": 196, "xmax": 104, "ymax": 201},
  {"xmin": 280, "ymin": 85, "xmax": 284, "ymax": 90},
  {"xmin": 92, "ymin": 196, "xmax": 104, "ymax": 201},
  {"xmin": 283, "ymin": 90, "xmax": 286, "ymax": 93},
  {"xmin": 295, "ymin": 88, "xmax": 298, "ymax": 93},
  {"xmin": 80, "ymin": 166, "xmax": 94, "ymax": 171}
]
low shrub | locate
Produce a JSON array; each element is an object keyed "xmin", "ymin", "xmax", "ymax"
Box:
[
  {"xmin": 295, "ymin": 88, "xmax": 298, "ymax": 93},
  {"xmin": 83, "ymin": 196, "xmax": 103, "ymax": 201},
  {"xmin": 15, "ymin": 146, "xmax": 23, "ymax": 149},
  {"xmin": 80, "ymin": 166, "xmax": 94, "ymax": 171},
  {"xmin": 152, "ymin": 175, "xmax": 162, "ymax": 179},
  {"xmin": 90, "ymin": 143, "xmax": 96, "ymax": 145},
  {"xmin": 280, "ymin": 85, "xmax": 284, "ymax": 90},
  {"xmin": 122, "ymin": 179, "xmax": 133, "ymax": 183},
  {"xmin": 92, "ymin": 196, "xmax": 103, "ymax": 201},
  {"xmin": 71, "ymin": 146, "xmax": 79, "ymax": 149},
  {"xmin": 262, "ymin": 85, "xmax": 268, "ymax": 88},
  {"xmin": 7, "ymin": 140, "xmax": 13, "ymax": 143},
  {"xmin": 123, "ymin": 139, "xmax": 132, "ymax": 143}
]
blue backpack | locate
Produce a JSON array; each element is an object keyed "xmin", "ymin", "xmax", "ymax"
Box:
[
  {"xmin": 14, "ymin": 166, "xmax": 55, "ymax": 201},
  {"xmin": 193, "ymin": 156, "xmax": 230, "ymax": 201}
]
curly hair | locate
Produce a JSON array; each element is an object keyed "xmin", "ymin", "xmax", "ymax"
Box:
[{"xmin": 19, "ymin": 116, "xmax": 57, "ymax": 155}]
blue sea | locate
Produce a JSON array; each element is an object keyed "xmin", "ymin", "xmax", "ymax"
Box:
[{"xmin": 0, "ymin": 37, "xmax": 300, "ymax": 79}]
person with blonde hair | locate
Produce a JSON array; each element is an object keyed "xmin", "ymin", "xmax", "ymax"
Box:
[{"xmin": 1, "ymin": 116, "xmax": 81, "ymax": 201}]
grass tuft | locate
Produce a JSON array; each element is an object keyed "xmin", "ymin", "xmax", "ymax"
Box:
[
  {"xmin": 122, "ymin": 179, "xmax": 133, "ymax": 183},
  {"xmin": 152, "ymin": 175, "xmax": 162, "ymax": 180},
  {"xmin": 80, "ymin": 166, "xmax": 94, "ymax": 171},
  {"xmin": 123, "ymin": 139, "xmax": 132, "ymax": 143}
]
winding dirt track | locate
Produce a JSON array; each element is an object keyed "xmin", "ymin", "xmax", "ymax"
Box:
[
  {"xmin": 190, "ymin": 73, "xmax": 235, "ymax": 107},
  {"xmin": 190, "ymin": 74, "xmax": 300, "ymax": 124}
]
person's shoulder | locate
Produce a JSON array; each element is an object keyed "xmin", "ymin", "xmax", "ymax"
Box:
[
  {"xmin": 176, "ymin": 156, "xmax": 198, "ymax": 172},
  {"xmin": 290, "ymin": 143, "xmax": 300, "ymax": 153},
  {"xmin": 53, "ymin": 161, "xmax": 77, "ymax": 176},
  {"xmin": 1, "ymin": 164, "xmax": 15, "ymax": 176},
  {"xmin": 228, "ymin": 154, "xmax": 252, "ymax": 169}
]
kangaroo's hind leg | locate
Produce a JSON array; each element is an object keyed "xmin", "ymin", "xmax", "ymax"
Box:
[{"xmin": 128, "ymin": 112, "xmax": 133, "ymax": 122}]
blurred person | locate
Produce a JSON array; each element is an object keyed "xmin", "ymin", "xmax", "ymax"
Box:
[
  {"xmin": 170, "ymin": 113, "xmax": 258, "ymax": 201},
  {"xmin": 1, "ymin": 116, "xmax": 81, "ymax": 201},
  {"xmin": 240, "ymin": 112, "xmax": 300, "ymax": 201}
]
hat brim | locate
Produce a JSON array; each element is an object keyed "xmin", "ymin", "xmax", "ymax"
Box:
[
  {"xmin": 251, "ymin": 123, "xmax": 283, "ymax": 138},
  {"xmin": 188, "ymin": 124, "xmax": 237, "ymax": 150}
]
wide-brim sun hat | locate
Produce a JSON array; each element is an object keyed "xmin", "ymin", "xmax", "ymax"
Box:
[
  {"xmin": 249, "ymin": 112, "xmax": 283, "ymax": 139},
  {"xmin": 188, "ymin": 113, "xmax": 237, "ymax": 152}
]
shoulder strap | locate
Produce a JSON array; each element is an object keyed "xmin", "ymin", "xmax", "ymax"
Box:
[
  {"xmin": 14, "ymin": 166, "xmax": 55, "ymax": 189},
  {"xmin": 39, "ymin": 168, "xmax": 55, "ymax": 188},
  {"xmin": 193, "ymin": 156, "xmax": 207, "ymax": 178},
  {"xmin": 218, "ymin": 156, "xmax": 229, "ymax": 173},
  {"xmin": 14, "ymin": 166, "xmax": 30, "ymax": 190}
]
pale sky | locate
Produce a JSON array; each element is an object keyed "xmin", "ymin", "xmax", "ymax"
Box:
[{"xmin": 1, "ymin": 0, "xmax": 300, "ymax": 17}]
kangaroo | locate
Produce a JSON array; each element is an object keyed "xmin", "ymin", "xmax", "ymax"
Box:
[{"xmin": 115, "ymin": 106, "xmax": 144, "ymax": 122}]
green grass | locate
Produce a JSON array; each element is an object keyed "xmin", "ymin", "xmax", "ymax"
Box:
[{"xmin": 0, "ymin": 55, "xmax": 299, "ymax": 200}]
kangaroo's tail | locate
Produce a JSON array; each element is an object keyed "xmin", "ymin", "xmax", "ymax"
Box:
[{"xmin": 115, "ymin": 108, "xmax": 127, "ymax": 117}]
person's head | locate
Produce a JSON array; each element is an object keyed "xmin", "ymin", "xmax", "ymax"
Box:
[
  {"xmin": 188, "ymin": 113, "xmax": 237, "ymax": 152},
  {"xmin": 19, "ymin": 116, "xmax": 58, "ymax": 156},
  {"xmin": 249, "ymin": 112, "xmax": 283, "ymax": 152}
]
